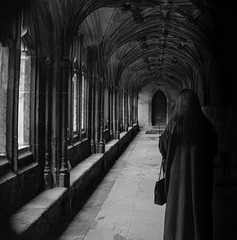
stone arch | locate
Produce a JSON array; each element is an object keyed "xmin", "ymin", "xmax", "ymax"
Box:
[{"xmin": 138, "ymin": 83, "xmax": 176, "ymax": 130}]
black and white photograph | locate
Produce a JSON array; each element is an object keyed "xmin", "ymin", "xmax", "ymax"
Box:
[{"xmin": 0, "ymin": 1, "xmax": 236, "ymax": 239}]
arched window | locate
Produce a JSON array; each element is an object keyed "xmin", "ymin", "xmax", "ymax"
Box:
[
  {"xmin": 18, "ymin": 43, "xmax": 32, "ymax": 149},
  {"xmin": 68, "ymin": 63, "xmax": 88, "ymax": 143},
  {"xmin": 72, "ymin": 72, "xmax": 79, "ymax": 134},
  {"xmin": 68, "ymin": 62, "xmax": 79, "ymax": 144}
]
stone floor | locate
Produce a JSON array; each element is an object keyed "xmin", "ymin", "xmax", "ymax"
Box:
[
  {"xmin": 47, "ymin": 131, "xmax": 237, "ymax": 240},
  {"xmin": 48, "ymin": 132, "xmax": 164, "ymax": 240}
]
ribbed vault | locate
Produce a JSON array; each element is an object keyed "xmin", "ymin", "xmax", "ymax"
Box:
[
  {"xmin": 6, "ymin": 0, "xmax": 230, "ymax": 103},
  {"xmin": 76, "ymin": 0, "xmax": 222, "ymax": 96}
]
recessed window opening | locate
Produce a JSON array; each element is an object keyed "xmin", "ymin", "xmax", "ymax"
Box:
[
  {"xmin": 72, "ymin": 72, "xmax": 78, "ymax": 133},
  {"xmin": 81, "ymin": 73, "xmax": 86, "ymax": 132},
  {"xmin": 0, "ymin": 42, "xmax": 9, "ymax": 156},
  {"xmin": 18, "ymin": 44, "xmax": 31, "ymax": 149}
]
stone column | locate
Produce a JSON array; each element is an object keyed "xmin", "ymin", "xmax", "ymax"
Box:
[
  {"xmin": 11, "ymin": 15, "xmax": 22, "ymax": 173},
  {"xmin": 78, "ymin": 68, "xmax": 82, "ymax": 142},
  {"xmin": 115, "ymin": 87, "xmax": 120, "ymax": 139},
  {"xmin": 44, "ymin": 57, "xmax": 53, "ymax": 189},
  {"xmin": 109, "ymin": 86, "xmax": 114, "ymax": 138},
  {"xmin": 94, "ymin": 77, "xmax": 100, "ymax": 152},
  {"xmin": 107, "ymin": 86, "xmax": 111, "ymax": 138},
  {"xmin": 129, "ymin": 90, "xmax": 133, "ymax": 127},
  {"xmin": 98, "ymin": 78, "xmax": 105, "ymax": 153},
  {"xmin": 87, "ymin": 72, "xmax": 92, "ymax": 143},
  {"xmin": 136, "ymin": 92, "xmax": 139, "ymax": 124},
  {"xmin": 124, "ymin": 90, "xmax": 128, "ymax": 131},
  {"xmin": 90, "ymin": 74, "xmax": 95, "ymax": 153},
  {"xmin": 59, "ymin": 58, "xmax": 70, "ymax": 188}
]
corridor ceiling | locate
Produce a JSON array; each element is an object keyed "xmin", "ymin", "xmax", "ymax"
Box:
[
  {"xmin": 0, "ymin": 0, "xmax": 229, "ymax": 93},
  {"xmin": 79, "ymin": 0, "xmax": 222, "ymax": 91}
]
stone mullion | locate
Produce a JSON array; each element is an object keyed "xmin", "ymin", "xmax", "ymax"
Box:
[
  {"xmin": 10, "ymin": 14, "xmax": 22, "ymax": 173},
  {"xmin": 50, "ymin": 58, "xmax": 59, "ymax": 186},
  {"xmin": 6, "ymin": 45, "xmax": 15, "ymax": 168},
  {"xmin": 113, "ymin": 86, "xmax": 117, "ymax": 139},
  {"xmin": 78, "ymin": 69, "xmax": 82, "ymax": 142},
  {"xmin": 127, "ymin": 91, "xmax": 130, "ymax": 128},
  {"xmin": 128, "ymin": 90, "xmax": 132, "ymax": 127},
  {"xmin": 87, "ymin": 72, "xmax": 92, "ymax": 141},
  {"xmin": 135, "ymin": 92, "xmax": 138, "ymax": 124},
  {"xmin": 124, "ymin": 90, "xmax": 128, "ymax": 131},
  {"xmin": 67, "ymin": 67, "xmax": 73, "ymax": 144},
  {"xmin": 107, "ymin": 86, "xmax": 111, "ymax": 139},
  {"xmin": 94, "ymin": 77, "xmax": 100, "ymax": 152},
  {"xmin": 130, "ymin": 90, "xmax": 134, "ymax": 126},
  {"xmin": 115, "ymin": 87, "xmax": 120, "ymax": 139},
  {"xmin": 85, "ymin": 74, "xmax": 89, "ymax": 137},
  {"xmin": 98, "ymin": 78, "xmax": 105, "ymax": 153},
  {"xmin": 59, "ymin": 58, "xmax": 70, "ymax": 188},
  {"xmin": 75, "ymin": 67, "xmax": 80, "ymax": 137},
  {"xmin": 133, "ymin": 93, "xmax": 136, "ymax": 124},
  {"xmin": 90, "ymin": 75, "xmax": 95, "ymax": 153},
  {"xmin": 122, "ymin": 90, "xmax": 125, "ymax": 131},
  {"xmin": 44, "ymin": 58, "xmax": 53, "ymax": 189},
  {"xmin": 132, "ymin": 91, "xmax": 135, "ymax": 125},
  {"xmin": 109, "ymin": 86, "xmax": 113, "ymax": 138},
  {"xmin": 119, "ymin": 90, "xmax": 123, "ymax": 132}
]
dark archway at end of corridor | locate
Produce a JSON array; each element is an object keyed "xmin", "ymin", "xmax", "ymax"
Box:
[{"xmin": 152, "ymin": 90, "xmax": 167, "ymax": 127}]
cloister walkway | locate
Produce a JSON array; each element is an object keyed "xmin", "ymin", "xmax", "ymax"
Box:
[
  {"xmin": 49, "ymin": 131, "xmax": 165, "ymax": 240},
  {"xmin": 47, "ymin": 131, "xmax": 237, "ymax": 240}
]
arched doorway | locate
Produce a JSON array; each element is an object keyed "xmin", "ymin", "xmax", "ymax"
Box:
[{"xmin": 152, "ymin": 90, "xmax": 167, "ymax": 126}]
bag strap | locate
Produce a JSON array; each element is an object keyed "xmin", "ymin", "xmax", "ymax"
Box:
[{"xmin": 158, "ymin": 159, "xmax": 165, "ymax": 180}]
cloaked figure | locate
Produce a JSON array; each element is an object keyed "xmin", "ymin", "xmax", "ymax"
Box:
[{"xmin": 159, "ymin": 89, "xmax": 218, "ymax": 240}]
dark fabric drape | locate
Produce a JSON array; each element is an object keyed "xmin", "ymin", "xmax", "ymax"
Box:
[{"xmin": 159, "ymin": 117, "xmax": 218, "ymax": 240}]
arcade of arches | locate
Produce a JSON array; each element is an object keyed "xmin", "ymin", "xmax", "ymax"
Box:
[{"xmin": 0, "ymin": 0, "xmax": 237, "ymax": 239}]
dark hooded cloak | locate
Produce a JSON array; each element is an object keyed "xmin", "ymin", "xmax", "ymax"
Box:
[{"xmin": 159, "ymin": 89, "xmax": 218, "ymax": 240}]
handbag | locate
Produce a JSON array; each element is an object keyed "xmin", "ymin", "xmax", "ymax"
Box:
[{"xmin": 154, "ymin": 160, "xmax": 166, "ymax": 205}]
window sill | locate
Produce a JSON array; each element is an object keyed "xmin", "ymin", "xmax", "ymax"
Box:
[
  {"xmin": 0, "ymin": 157, "xmax": 13, "ymax": 181},
  {"xmin": 0, "ymin": 156, "xmax": 38, "ymax": 185},
  {"xmin": 68, "ymin": 137, "xmax": 89, "ymax": 149},
  {"xmin": 18, "ymin": 148, "xmax": 37, "ymax": 172}
]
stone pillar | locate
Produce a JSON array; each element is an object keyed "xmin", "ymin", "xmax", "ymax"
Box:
[
  {"xmin": 59, "ymin": 58, "xmax": 70, "ymax": 188},
  {"xmin": 115, "ymin": 87, "xmax": 120, "ymax": 139},
  {"xmin": 11, "ymin": 15, "xmax": 22, "ymax": 173},
  {"xmin": 129, "ymin": 90, "xmax": 134, "ymax": 126},
  {"xmin": 44, "ymin": 57, "xmax": 53, "ymax": 189},
  {"xmin": 124, "ymin": 90, "xmax": 128, "ymax": 131},
  {"xmin": 87, "ymin": 72, "xmax": 92, "ymax": 144},
  {"xmin": 109, "ymin": 86, "xmax": 114, "ymax": 138},
  {"xmin": 134, "ymin": 92, "xmax": 138, "ymax": 124},
  {"xmin": 107, "ymin": 86, "xmax": 111, "ymax": 138},
  {"xmin": 98, "ymin": 78, "xmax": 105, "ymax": 153},
  {"xmin": 112, "ymin": 86, "xmax": 116, "ymax": 139},
  {"xmin": 90, "ymin": 75, "xmax": 95, "ymax": 153},
  {"xmin": 78, "ymin": 68, "xmax": 82, "ymax": 142},
  {"xmin": 94, "ymin": 77, "xmax": 100, "ymax": 152}
]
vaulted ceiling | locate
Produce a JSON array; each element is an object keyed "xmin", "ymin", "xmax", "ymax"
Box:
[
  {"xmin": 1, "ymin": 0, "xmax": 234, "ymax": 100},
  {"xmin": 78, "ymin": 0, "xmax": 224, "ymax": 93}
]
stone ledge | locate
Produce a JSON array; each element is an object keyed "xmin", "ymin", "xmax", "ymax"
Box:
[
  {"xmin": 9, "ymin": 188, "xmax": 67, "ymax": 238},
  {"xmin": 7, "ymin": 125, "xmax": 139, "ymax": 240}
]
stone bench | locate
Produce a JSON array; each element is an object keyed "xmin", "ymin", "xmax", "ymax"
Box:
[{"xmin": 8, "ymin": 125, "xmax": 139, "ymax": 240}]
